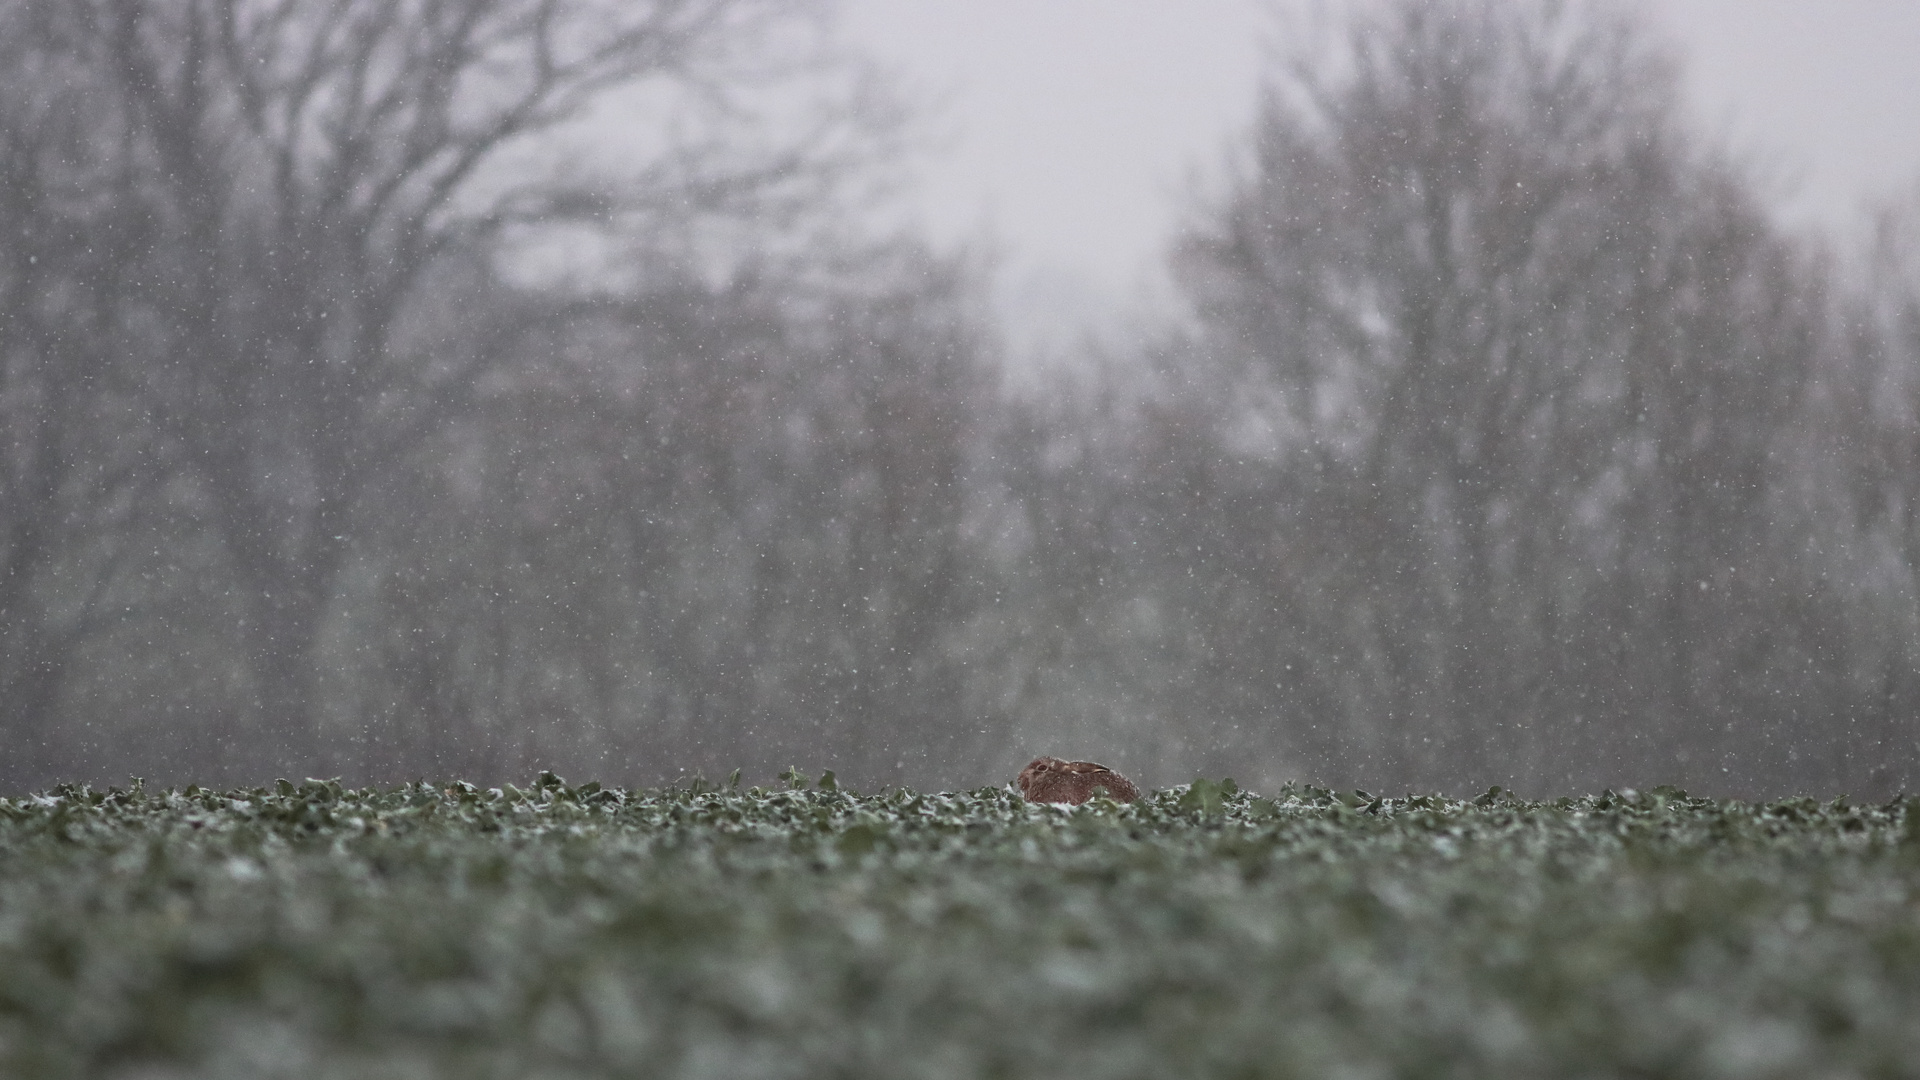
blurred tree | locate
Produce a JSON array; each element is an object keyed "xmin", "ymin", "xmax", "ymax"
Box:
[
  {"xmin": 0, "ymin": 0, "xmax": 872, "ymax": 776},
  {"xmin": 1829, "ymin": 184, "xmax": 1920, "ymax": 791},
  {"xmin": 1169, "ymin": 0, "xmax": 1826, "ymax": 790},
  {"xmin": 0, "ymin": 3, "xmax": 175, "ymax": 776},
  {"xmin": 327, "ymin": 241, "xmax": 994, "ymax": 790}
]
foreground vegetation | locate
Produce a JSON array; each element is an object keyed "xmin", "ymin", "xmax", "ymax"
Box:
[{"xmin": 3, "ymin": 775, "xmax": 1918, "ymax": 1079}]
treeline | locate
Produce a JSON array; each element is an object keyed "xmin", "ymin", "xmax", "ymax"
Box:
[{"xmin": 2, "ymin": 0, "xmax": 1916, "ymax": 797}]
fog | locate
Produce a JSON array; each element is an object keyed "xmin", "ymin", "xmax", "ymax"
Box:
[{"xmin": 3, "ymin": 0, "xmax": 1917, "ymax": 799}]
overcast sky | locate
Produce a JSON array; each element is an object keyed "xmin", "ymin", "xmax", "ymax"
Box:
[{"xmin": 837, "ymin": 0, "xmax": 1920, "ymax": 353}]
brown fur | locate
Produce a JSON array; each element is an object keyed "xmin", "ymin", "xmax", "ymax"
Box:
[{"xmin": 1016, "ymin": 756, "xmax": 1140, "ymax": 804}]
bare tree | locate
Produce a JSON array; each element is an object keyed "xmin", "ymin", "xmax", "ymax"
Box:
[
  {"xmin": 1166, "ymin": 0, "xmax": 1828, "ymax": 792},
  {"xmin": 322, "ymin": 240, "xmax": 994, "ymax": 789},
  {"xmin": 0, "ymin": 2, "xmax": 175, "ymax": 777},
  {"xmin": 8, "ymin": 0, "xmax": 859, "ymax": 772},
  {"xmin": 1824, "ymin": 183, "xmax": 1920, "ymax": 791}
]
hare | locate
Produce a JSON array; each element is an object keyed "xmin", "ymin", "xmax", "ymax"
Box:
[{"xmin": 1016, "ymin": 757, "xmax": 1140, "ymax": 804}]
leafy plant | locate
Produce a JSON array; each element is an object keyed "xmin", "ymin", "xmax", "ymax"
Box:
[{"xmin": 1, "ymin": 777, "xmax": 1916, "ymax": 1078}]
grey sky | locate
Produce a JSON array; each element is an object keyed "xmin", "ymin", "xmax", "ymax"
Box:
[{"xmin": 838, "ymin": 0, "xmax": 1920, "ymax": 352}]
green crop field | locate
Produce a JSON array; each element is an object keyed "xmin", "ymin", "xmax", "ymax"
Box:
[{"xmin": 3, "ymin": 774, "xmax": 1919, "ymax": 1079}]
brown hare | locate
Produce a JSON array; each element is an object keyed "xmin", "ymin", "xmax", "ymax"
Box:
[{"xmin": 1016, "ymin": 757, "xmax": 1140, "ymax": 804}]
